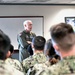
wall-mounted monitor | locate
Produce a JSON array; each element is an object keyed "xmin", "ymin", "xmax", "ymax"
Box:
[{"xmin": 65, "ymin": 17, "xmax": 75, "ymax": 32}]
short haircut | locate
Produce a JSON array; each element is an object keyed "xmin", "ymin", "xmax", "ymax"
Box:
[
  {"xmin": 0, "ymin": 33, "xmax": 11, "ymax": 60},
  {"xmin": 32, "ymin": 36, "xmax": 46, "ymax": 50},
  {"xmin": 50, "ymin": 23, "xmax": 75, "ymax": 51}
]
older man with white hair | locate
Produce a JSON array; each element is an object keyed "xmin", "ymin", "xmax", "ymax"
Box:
[{"xmin": 17, "ymin": 20, "xmax": 36, "ymax": 62}]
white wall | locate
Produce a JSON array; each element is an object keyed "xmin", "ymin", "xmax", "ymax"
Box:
[{"xmin": 0, "ymin": 5, "xmax": 75, "ymax": 41}]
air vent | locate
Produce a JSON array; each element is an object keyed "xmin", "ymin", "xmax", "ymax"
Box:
[
  {"xmin": 0, "ymin": 0, "xmax": 74, "ymax": 4},
  {"xmin": 28, "ymin": 0, "xmax": 51, "ymax": 2}
]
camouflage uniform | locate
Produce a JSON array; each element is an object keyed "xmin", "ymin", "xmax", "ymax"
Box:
[
  {"xmin": 0, "ymin": 60, "xmax": 24, "ymax": 75},
  {"xmin": 22, "ymin": 52, "xmax": 47, "ymax": 73},
  {"xmin": 5, "ymin": 58, "xmax": 23, "ymax": 72},
  {"xmin": 17, "ymin": 30, "xmax": 36, "ymax": 62},
  {"xmin": 28, "ymin": 56, "xmax": 75, "ymax": 75}
]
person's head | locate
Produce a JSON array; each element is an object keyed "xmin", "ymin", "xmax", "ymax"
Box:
[
  {"xmin": 44, "ymin": 39, "xmax": 56, "ymax": 58},
  {"xmin": 32, "ymin": 36, "xmax": 46, "ymax": 52},
  {"xmin": 50, "ymin": 23, "xmax": 74, "ymax": 41},
  {"xmin": 50, "ymin": 23, "xmax": 75, "ymax": 57},
  {"xmin": 23, "ymin": 20, "xmax": 32, "ymax": 32},
  {"xmin": 0, "ymin": 33, "xmax": 11, "ymax": 60}
]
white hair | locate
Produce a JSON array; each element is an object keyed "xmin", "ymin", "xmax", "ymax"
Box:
[{"xmin": 23, "ymin": 20, "xmax": 32, "ymax": 26}]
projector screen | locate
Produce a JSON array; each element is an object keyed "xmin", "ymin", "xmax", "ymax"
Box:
[{"xmin": 0, "ymin": 16, "xmax": 44, "ymax": 49}]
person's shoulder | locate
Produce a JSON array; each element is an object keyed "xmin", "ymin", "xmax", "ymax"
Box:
[
  {"xmin": 46, "ymin": 59, "xmax": 71, "ymax": 74},
  {"xmin": 30, "ymin": 56, "xmax": 75, "ymax": 75},
  {"xmin": 33, "ymin": 53, "xmax": 47, "ymax": 63},
  {"xmin": 22, "ymin": 56, "xmax": 34, "ymax": 73},
  {"xmin": 30, "ymin": 32, "xmax": 36, "ymax": 36},
  {"xmin": 18, "ymin": 30, "xmax": 26, "ymax": 36},
  {"xmin": 5, "ymin": 58, "xmax": 21, "ymax": 65},
  {"xmin": 0, "ymin": 64, "xmax": 24, "ymax": 75},
  {"xmin": 32, "ymin": 62, "xmax": 61, "ymax": 75},
  {"xmin": 10, "ymin": 58, "xmax": 22, "ymax": 66},
  {"xmin": 0, "ymin": 60, "xmax": 24, "ymax": 75},
  {"xmin": 31, "ymin": 60, "xmax": 62, "ymax": 75},
  {"xmin": 5, "ymin": 58, "xmax": 16, "ymax": 63},
  {"xmin": 22, "ymin": 56, "xmax": 33, "ymax": 64},
  {"xmin": 5, "ymin": 58, "xmax": 23, "ymax": 71},
  {"xmin": 23, "ymin": 56, "xmax": 33, "ymax": 61}
]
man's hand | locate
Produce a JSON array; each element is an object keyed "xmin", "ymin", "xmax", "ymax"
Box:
[{"xmin": 27, "ymin": 41, "xmax": 32, "ymax": 44}]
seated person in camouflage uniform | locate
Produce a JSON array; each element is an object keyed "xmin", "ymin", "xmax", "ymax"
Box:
[
  {"xmin": 0, "ymin": 61, "xmax": 24, "ymax": 75},
  {"xmin": 22, "ymin": 36, "xmax": 47, "ymax": 73},
  {"xmin": 0, "ymin": 31, "xmax": 23, "ymax": 73},
  {"xmin": 5, "ymin": 44, "xmax": 23, "ymax": 72},
  {"xmin": 28, "ymin": 23, "xmax": 75, "ymax": 75},
  {"xmin": 0, "ymin": 31, "xmax": 24, "ymax": 75}
]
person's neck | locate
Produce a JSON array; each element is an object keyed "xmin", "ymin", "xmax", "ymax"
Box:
[
  {"xmin": 34, "ymin": 50, "xmax": 43, "ymax": 55},
  {"xmin": 25, "ymin": 30, "xmax": 30, "ymax": 33},
  {"xmin": 61, "ymin": 46, "xmax": 75, "ymax": 58}
]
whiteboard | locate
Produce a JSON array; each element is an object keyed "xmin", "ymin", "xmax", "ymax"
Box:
[{"xmin": 0, "ymin": 16, "xmax": 44, "ymax": 49}]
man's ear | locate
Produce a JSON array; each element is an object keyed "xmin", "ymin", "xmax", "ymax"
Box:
[{"xmin": 6, "ymin": 51, "xmax": 11, "ymax": 58}]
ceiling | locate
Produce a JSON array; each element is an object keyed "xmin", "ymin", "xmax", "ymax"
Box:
[{"xmin": 0, "ymin": 0, "xmax": 75, "ymax": 5}]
